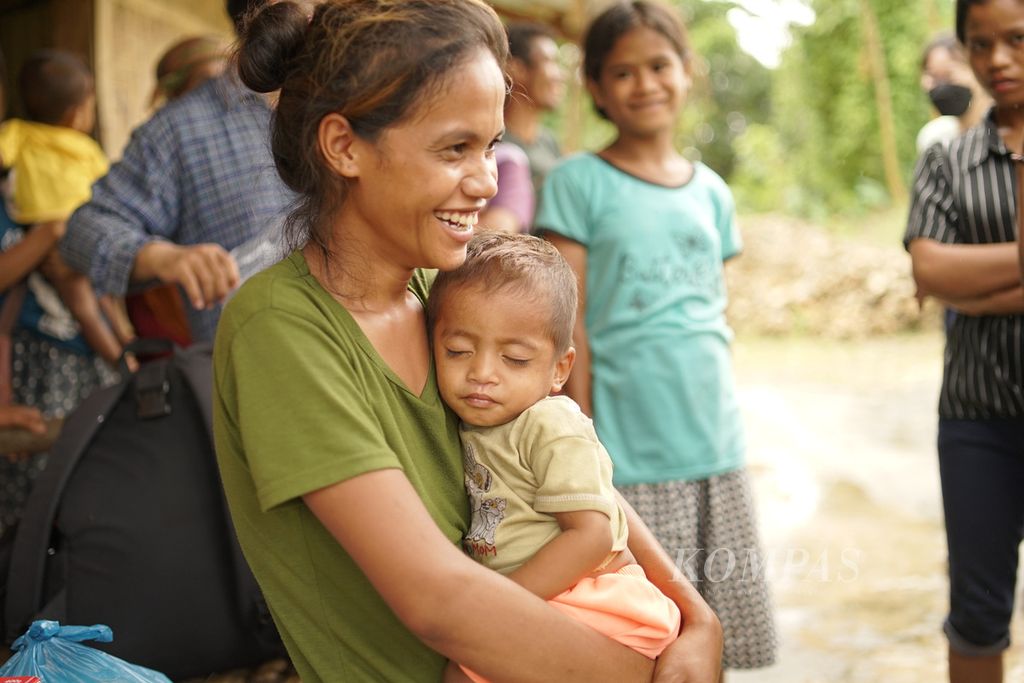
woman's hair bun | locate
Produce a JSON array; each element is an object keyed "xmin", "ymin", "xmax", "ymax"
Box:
[{"xmin": 236, "ymin": 1, "xmax": 308, "ymax": 93}]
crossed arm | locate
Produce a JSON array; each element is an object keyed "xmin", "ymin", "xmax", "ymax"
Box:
[
  {"xmin": 1019, "ymin": 169, "xmax": 1024, "ymax": 287},
  {"xmin": 908, "ymin": 238, "xmax": 1024, "ymax": 316}
]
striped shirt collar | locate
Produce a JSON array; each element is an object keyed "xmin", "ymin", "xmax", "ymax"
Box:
[{"xmin": 967, "ymin": 107, "xmax": 1012, "ymax": 169}]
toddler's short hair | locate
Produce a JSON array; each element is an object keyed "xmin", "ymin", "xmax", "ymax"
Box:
[
  {"xmin": 429, "ymin": 233, "xmax": 578, "ymax": 354},
  {"xmin": 18, "ymin": 50, "xmax": 93, "ymax": 126}
]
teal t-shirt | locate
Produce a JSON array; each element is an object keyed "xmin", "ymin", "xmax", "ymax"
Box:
[
  {"xmin": 213, "ymin": 251, "xmax": 468, "ymax": 682},
  {"xmin": 536, "ymin": 153, "xmax": 745, "ymax": 484}
]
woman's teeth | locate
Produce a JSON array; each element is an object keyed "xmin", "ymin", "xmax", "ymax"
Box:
[{"xmin": 436, "ymin": 211, "xmax": 477, "ymax": 232}]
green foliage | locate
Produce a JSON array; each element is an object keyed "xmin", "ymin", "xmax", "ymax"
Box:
[
  {"xmin": 729, "ymin": 122, "xmax": 792, "ymax": 212},
  {"xmin": 730, "ymin": 0, "xmax": 956, "ymax": 218},
  {"xmin": 675, "ymin": 0, "xmax": 773, "ymax": 178}
]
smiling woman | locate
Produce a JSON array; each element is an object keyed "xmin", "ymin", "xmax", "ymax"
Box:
[{"xmin": 211, "ymin": 1, "xmax": 722, "ymax": 682}]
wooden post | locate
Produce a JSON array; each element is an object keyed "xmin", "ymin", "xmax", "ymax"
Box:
[{"xmin": 93, "ymin": 0, "xmax": 231, "ymax": 158}]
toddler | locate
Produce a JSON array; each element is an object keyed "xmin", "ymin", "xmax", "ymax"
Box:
[
  {"xmin": 0, "ymin": 49, "xmax": 129, "ymax": 366},
  {"xmin": 429, "ymin": 233, "xmax": 681, "ymax": 683}
]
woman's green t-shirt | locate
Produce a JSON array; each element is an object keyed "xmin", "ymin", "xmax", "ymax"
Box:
[{"xmin": 213, "ymin": 251, "xmax": 468, "ymax": 682}]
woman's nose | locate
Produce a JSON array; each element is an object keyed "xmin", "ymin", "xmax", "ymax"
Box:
[{"xmin": 464, "ymin": 154, "xmax": 498, "ymax": 201}]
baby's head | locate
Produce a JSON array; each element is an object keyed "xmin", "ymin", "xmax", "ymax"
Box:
[
  {"xmin": 18, "ymin": 50, "xmax": 95, "ymax": 133},
  {"xmin": 429, "ymin": 233, "xmax": 577, "ymax": 427}
]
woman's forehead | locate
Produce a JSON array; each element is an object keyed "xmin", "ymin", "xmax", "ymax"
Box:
[{"xmin": 401, "ymin": 52, "xmax": 506, "ymax": 130}]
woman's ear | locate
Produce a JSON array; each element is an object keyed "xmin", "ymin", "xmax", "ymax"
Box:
[{"xmin": 319, "ymin": 113, "xmax": 362, "ymax": 178}]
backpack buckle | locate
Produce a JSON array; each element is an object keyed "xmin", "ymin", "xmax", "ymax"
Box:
[{"xmin": 135, "ymin": 361, "xmax": 172, "ymax": 419}]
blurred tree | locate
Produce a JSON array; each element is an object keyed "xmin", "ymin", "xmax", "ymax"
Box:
[
  {"xmin": 730, "ymin": 0, "xmax": 955, "ymax": 217},
  {"xmin": 860, "ymin": 0, "xmax": 906, "ymax": 200},
  {"xmin": 675, "ymin": 0, "xmax": 773, "ymax": 179}
]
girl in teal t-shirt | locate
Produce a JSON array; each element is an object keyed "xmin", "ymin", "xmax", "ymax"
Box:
[{"xmin": 536, "ymin": 1, "xmax": 776, "ymax": 673}]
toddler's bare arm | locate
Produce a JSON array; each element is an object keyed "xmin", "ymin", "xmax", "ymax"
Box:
[{"xmin": 506, "ymin": 509, "xmax": 614, "ymax": 601}]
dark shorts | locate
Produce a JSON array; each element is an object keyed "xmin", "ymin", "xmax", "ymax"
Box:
[{"xmin": 938, "ymin": 418, "xmax": 1024, "ymax": 656}]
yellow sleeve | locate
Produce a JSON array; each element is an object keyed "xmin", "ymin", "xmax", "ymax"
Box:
[
  {"xmin": 0, "ymin": 120, "xmax": 24, "ymax": 169},
  {"xmin": 85, "ymin": 141, "xmax": 110, "ymax": 182}
]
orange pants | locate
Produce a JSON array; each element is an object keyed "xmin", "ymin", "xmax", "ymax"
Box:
[{"xmin": 462, "ymin": 564, "xmax": 681, "ymax": 682}]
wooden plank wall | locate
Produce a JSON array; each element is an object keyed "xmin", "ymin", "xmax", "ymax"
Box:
[
  {"xmin": 0, "ymin": 0, "xmax": 94, "ymax": 120},
  {"xmin": 93, "ymin": 0, "xmax": 232, "ymax": 158},
  {"xmin": 1, "ymin": 0, "xmax": 231, "ymax": 157}
]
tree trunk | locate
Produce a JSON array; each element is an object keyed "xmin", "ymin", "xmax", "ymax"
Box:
[{"xmin": 859, "ymin": 0, "xmax": 907, "ymax": 201}]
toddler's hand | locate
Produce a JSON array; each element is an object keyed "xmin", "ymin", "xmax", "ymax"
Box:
[
  {"xmin": 0, "ymin": 405, "xmax": 50, "ymax": 462},
  {"xmin": 0, "ymin": 405, "xmax": 46, "ymax": 434}
]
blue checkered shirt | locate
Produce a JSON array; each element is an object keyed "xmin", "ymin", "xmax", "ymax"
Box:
[{"xmin": 61, "ymin": 72, "xmax": 292, "ymax": 342}]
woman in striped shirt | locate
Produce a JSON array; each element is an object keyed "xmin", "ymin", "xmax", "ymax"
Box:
[{"xmin": 905, "ymin": 1, "xmax": 1024, "ymax": 682}]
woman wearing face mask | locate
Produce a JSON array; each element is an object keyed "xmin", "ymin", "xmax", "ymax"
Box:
[{"xmin": 916, "ymin": 33, "xmax": 991, "ymax": 154}]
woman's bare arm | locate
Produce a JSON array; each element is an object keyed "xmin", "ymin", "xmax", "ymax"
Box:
[
  {"xmin": 941, "ymin": 285, "xmax": 1024, "ymax": 316},
  {"xmin": 304, "ymin": 469, "xmax": 655, "ymax": 682},
  {"xmin": 1018, "ymin": 167, "xmax": 1024, "ymax": 284},
  {"xmin": 545, "ymin": 233, "xmax": 593, "ymax": 416}
]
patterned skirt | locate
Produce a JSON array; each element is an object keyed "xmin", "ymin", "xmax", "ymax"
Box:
[
  {"xmin": 1, "ymin": 328, "xmax": 118, "ymax": 537},
  {"xmin": 618, "ymin": 468, "xmax": 778, "ymax": 669}
]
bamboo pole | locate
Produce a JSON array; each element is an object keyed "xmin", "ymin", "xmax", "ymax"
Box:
[{"xmin": 859, "ymin": 0, "xmax": 907, "ymax": 201}]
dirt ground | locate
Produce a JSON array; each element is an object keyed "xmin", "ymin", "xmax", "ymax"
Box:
[{"xmin": 730, "ymin": 330, "xmax": 1024, "ymax": 683}]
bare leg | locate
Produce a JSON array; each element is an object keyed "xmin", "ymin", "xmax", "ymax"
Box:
[
  {"xmin": 949, "ymin": 647, "xmax": 1002, "ymax": 683},
  {"xmin": 43, "ymin": 251, "xmax": 123, "ymax": 366}
]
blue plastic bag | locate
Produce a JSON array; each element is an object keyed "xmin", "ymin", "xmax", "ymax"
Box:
[{"xmin": 0, "ymin": 620, "xmax": 171, "ymax": 682}]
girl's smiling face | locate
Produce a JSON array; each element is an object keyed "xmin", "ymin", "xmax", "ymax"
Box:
[
  {"xmin": 963, "ymin": 0, "xmax": 1024, "ymax": 108},
  {"xmin": 587, "ymin": 26, "xmax": 691, "ymax": 139}
]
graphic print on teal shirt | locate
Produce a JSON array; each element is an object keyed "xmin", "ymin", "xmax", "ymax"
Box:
[{"xmin": 536, "ymin": 153, "xmax": 746, "ymax": 484}]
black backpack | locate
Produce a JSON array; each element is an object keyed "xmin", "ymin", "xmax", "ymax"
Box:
[{"xmin": 1, "ymin": 340, "xmax": 284, "ymax": 680}]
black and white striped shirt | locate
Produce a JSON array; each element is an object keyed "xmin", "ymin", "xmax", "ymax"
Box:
[{"xmin": 905, "ymin": 111, "xmax": 1024, "ymax": 419}]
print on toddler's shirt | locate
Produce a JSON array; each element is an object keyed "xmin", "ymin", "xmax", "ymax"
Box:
[{"xmin": 463, "ymin": 442, "xmax": 506, "ymax": 558}]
